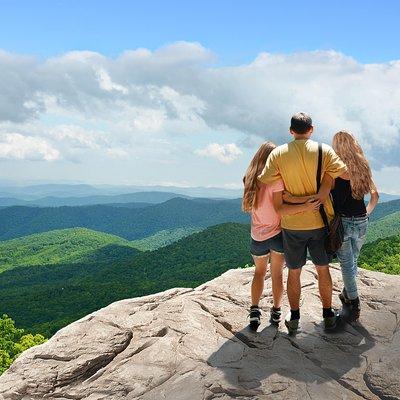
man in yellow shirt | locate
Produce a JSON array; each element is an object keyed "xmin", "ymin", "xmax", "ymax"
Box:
[{"xmin": 258, "ymin": 112, "xmax": 348, "ymax": 333}]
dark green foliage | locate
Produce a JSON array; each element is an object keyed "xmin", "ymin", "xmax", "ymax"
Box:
[
  {"xmin": 359, "ymin": 234, "xmax": 400, "ymax": 274},
  {"xmin": 0, "ymin": 228, "xmax": 139, "ymax": 273},
  {"xmin": 0, "ymin": 315, "xmax": 46, "ymax": 375},
  {"xmin": 0, "ymin": 198, "xmax": 248, "ymax": 241},
  {"xmin": 366, "ymin": 211, "xmax": 400, "ymax": 243},
  {"xmin": 131, "ymin": 227, "xmax": 202, "ymax": 251},
  {"xmin": 0, "ymin": 223, "xmax": 251, "ymax": 337}
]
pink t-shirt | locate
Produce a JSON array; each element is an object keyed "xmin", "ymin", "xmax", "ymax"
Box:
[{"xmin": 251, "ymin": 179, "xmax": 284, "ymax": 241}]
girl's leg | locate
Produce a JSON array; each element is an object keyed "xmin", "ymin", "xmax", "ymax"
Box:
[
  {"xmin": 336, "ymin": 220, "xmax": 357, "ymax": 300},
  {"xmin": 269, "ymin": 250, "xmax": 285, "ymax": 309},
  {"xmin": 251, "ymin": 254, "xmax": 270, "ymax": 306},
  {"xmin": 348, "ymin": 218, "xmax": 368, "ymax": 300},
  {"xmin": 336, "ymin": 237, "xmax": 357, "ymax": 300},
  {"xmin": 347, "ymin": 236, "xmax": 360, "ymax": 300}
]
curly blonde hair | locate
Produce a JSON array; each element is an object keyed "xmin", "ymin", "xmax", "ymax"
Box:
[
  {"xmin": 332, "ymin": 131, "xmax": 373, "ymax": 200},
  {"xmin": 242, "ymin": 142, "xmax": 276, "ymax": 212}
]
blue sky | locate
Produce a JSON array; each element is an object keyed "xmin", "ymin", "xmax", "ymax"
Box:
[
  {"xmin": 0, "ymin": 1, "xmax": 399, "ymax": 192},
  {"xmin": 1, "ymin": 0, "xmax": 399, "ymax": 63}
]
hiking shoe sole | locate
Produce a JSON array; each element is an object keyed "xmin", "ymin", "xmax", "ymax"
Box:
[{"xmin": 249, "ymin": 321, "xmax": 261, "ymax": 331}]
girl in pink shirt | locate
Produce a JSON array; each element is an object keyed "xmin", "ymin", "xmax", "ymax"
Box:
[{"xmin": 243, "ymin": 142, "xmax": 320, "ymax": 330}]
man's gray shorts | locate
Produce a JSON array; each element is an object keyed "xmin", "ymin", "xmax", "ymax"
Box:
[{"xmin": 282, "ymin": 228, "xmax": 331, "ymax": 269}]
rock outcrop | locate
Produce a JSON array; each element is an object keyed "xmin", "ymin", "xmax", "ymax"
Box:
[{"xmin": 0, "ymin": 262, "xmax": 399, "ymax": 400}]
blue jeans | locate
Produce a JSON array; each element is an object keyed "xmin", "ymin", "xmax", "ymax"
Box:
[{"xmin": 336, "ymin": 216, "xmax": 369, "ymax": 300}]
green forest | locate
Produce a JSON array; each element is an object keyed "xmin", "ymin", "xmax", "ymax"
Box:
[
  {"xmin": 366, "ymin": 211, "xmax": 400, "ymax": 243},
  {"xmin": 130, "ymin": 227, "xmax": 202, "ymax": 251},
  {"xmin": 0, "ymin": 198, "xmax": 246, "ymax": 241},
  {"xmin": 0, "ymin": 228, "xmax": 139, "ymax": 273},
  {"xmin": 0, "ymin": 315, "xmax": 46, "ymax": 374},
  {"xmin": 359, "ymin": 234, "xmax": 400, "ymax": 274},
  {"xmin": 0, "ymin": 223, "xmax": 251, "ymax": 337}
]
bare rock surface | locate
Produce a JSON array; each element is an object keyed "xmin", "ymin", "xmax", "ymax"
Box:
[{"xmin": 1, "ymin": 262, "xmax": 400, "ymax": 400}]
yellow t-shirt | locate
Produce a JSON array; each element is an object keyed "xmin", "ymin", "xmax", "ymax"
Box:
[{"xmin": 258, "ymin": 139, "xmax": 347, "ymax": 230}]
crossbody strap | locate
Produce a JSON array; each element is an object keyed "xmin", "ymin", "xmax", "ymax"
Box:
[{"xmin": 317, "ymin": 143, "xmax": 330, "ymax": 228}]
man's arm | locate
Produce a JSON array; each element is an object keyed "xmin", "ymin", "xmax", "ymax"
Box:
[
  {"xmin": 283, "ymin": 174, "xmax": 333, "ymax": 204},
  {"xmin": 273, "ymin": 191, "xmax": 321, "ymax": 216},
  {"xmin": 314, "ymin": 174, "xmax": 334, "ymax": 203},
  {"xmin": 282, "ymin": 192, "xmax": 314, "ymax": 204}
]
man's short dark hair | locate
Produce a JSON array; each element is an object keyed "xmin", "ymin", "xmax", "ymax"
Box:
[{"xmin": 290, "ymin": 112, "xmax": 313, "ymax": 134}]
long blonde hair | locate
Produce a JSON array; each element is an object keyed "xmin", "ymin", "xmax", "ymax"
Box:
[
  {"xmin": 242, "ymin": 141, "xmax": 276, "ymax": 212},
  {"xmin": 332, "ymin": 131, "xmax": 373, "ymax": 200}
]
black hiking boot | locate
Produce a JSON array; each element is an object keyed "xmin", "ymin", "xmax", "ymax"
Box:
[
  {"xmin": 248, "ymin": 306, "xmax": 261, "ymax": 331},
  {"xmin": 270, "ymin": 307, "xmax": 282, "ymax": 325},
  {"xmin": 339, "ymin": 288, "xmax": 361, "ymax": 321},
  {"xmin": 324, "ymin": 309, "xmax": 342, "ymax": 332},
  {"xmin": 284, "ymin": 313, "xmax": 299, "ymax": 335}
]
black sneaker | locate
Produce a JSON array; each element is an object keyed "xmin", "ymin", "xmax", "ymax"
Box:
[
  {"xmin": 339, "ymin": 289, "xmax": 361, "ymax": 321},
  {"xmin": 270, "ymin": 307, "xmax": 282, "ymax": 325},
  {"xmin": 349, "ymin": 297, "xmax": 361, "ymax": 321},
  {"xmin": 324, "ymin": 309, "xmax": 342, "ymax": 332},
  {"xmin": 248, "ymin": 306, "xmax": 261, "ymax": 331},
  {"xmin": 284, "ymin": 313, "xmax": 299, "ymax": 335}
]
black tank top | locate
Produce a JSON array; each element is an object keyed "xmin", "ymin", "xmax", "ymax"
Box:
[{"xmin": 331, "ymin": 178, "xmax": 367, "ymax": 217}]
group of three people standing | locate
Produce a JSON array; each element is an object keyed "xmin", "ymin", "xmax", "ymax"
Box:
[{"xmin": 242, "ymin": 112, "xmax": 379, "ymax": 334}]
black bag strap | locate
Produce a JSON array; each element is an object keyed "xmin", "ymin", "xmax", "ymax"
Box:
[
  {"xmin": 317, "ymin": 143, "xmax": 323, "ymax": 192},
  {"xmin": 317, "ymin": 143, "xmax": 330, "ymax": 228}
]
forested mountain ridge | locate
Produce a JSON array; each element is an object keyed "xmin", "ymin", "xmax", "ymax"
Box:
[
  {"xmin": 369, "ymin": 198, "xmax": 400, "ymax": 221},
  {"xmin": 0, "ymin": 197, "xmax": 247, "ymax": 241},
  {"xmin": 1, "ymin": 193, "xmax": 400, "ymax": 244},
  {"xmin": 0, "ymin": 191, "xmax": 190, "ymax": 207},
  {"xmin": 0, "ymin": 228, "xmax": 140, "ymax": 273},
  {"xmin": 366, "ymin": 211, "xmax": 400, "ymax": 243},
  {"xmin": 0, "ymin": 223, "xmax": 251, "ymax": 337}
]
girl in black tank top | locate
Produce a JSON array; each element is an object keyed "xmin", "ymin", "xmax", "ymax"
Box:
[
  {"xmin": 331, "ymin": 131, "xmax": 379, "ymax": 322},
  {"xmin": 331, "ymin": 178, "xmax": 367, "ymax": 218}
]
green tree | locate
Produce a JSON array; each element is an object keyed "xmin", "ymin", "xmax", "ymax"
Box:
[{"xmin": 0, "ymin": 315, "xmax": 46, "ymax": 375}]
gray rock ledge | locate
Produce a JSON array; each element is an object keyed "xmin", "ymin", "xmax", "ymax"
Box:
[{"xmin": 0, "ymin": 262, "xmax": 399, "ymax": 400}]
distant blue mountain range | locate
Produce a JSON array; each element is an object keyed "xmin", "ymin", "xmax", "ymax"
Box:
[{"xmin": 0, "ymin": 183, "xmax": 397, "ymax": 207}]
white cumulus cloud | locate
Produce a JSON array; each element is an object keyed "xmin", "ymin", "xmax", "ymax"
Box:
[
  {"xmin": 195, "ymin": 143, "xmax": 242, "ymax": 164},
  {"xmin": 0, "ymin": 133, "xmax": 60, "ymax": 161},
  {"xmin": 0, "ymin": 43, "xmax": 400, "ymax": 171}
]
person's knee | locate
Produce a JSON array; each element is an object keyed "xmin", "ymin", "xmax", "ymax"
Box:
[
  {"xmin": 315, "ymin": 265, "xmax": 330, "ymax": 273},
  {"xmin": 287, "ymin": 268, "xmax": 302, "ymax": 283},
  {"xmin": 288, "ymin": 267, "xmax": 302, "ymax": 276},
  {"xmin": 254, "ymin": 266, "xmax": 267, "ymax": 277},
  {"xmin": 315, "ymin": 266, "xmax": 332, "ymax": 280}
]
